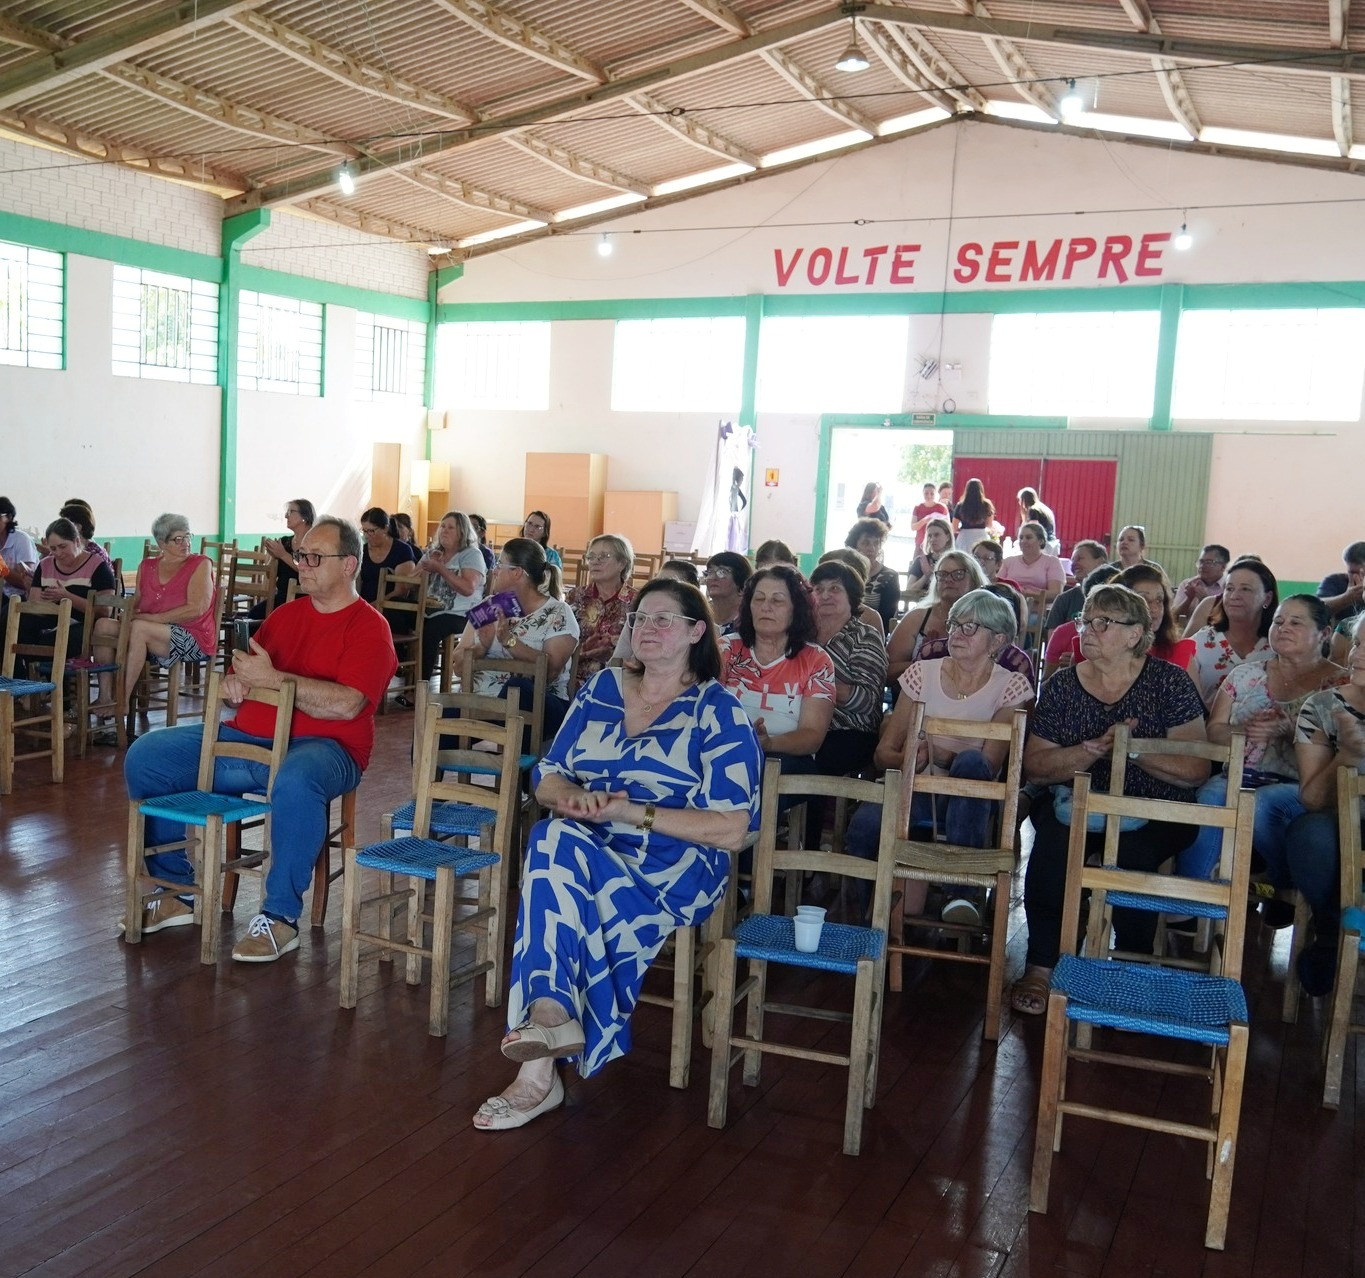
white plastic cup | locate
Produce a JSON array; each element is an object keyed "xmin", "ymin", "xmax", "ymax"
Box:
[
  {"xmin": 793, "ymin": 916, "xmax": 823, "ymax": 953},
  {"xmin": 796, "ymin": 905, "xmax": 826, "ymax": 922}
]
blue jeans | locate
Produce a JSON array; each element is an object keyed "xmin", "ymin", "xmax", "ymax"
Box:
[
  {"xmin": 1284, "ymin": 809, "xmax": 1363, "ymax": 934},
  {"xmin": 846, "ymin": 749, "xmax": 995, "ymax": 859},
  {"xmin": 1178, "ymin": 774, "xmax": 1305, "ymax": 881},
  {"xmin": 125, "ymin": 724, "xmax": 361, "ymax": 924}
]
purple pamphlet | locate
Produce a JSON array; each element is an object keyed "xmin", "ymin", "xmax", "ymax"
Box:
[{"xmin": 466, "ymin": 590, "xmax": 525, "ymax": 630}]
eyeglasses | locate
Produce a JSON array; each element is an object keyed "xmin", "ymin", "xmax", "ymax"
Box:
[
  {"xmin": 934, "ymin": 568, "xmax": 969, "ymax": 583},
  {"xmin": 585, "ymin": 553, "xmax": 616, "ymax": 564},
  {"xmin": 165, "ymin": 534, "xmax": 192, "ymax": 546},
  {"xmin": 360, "ymin": 526, "xmax": 384, "ymax": 536},
  {"xmin": 946, "ymin": 619, "xmax": 992, "ymax": 637},
  {"xmin": 494, "ymin": 561, "xmax": 521, "ymax": 573},
  {"xmin": 295, "ymin": 551, "xmax": 349, "ymax": 568},
  {"xmin": 627, "ymin": 611, "xmax": 694, "ymax": 631},
  {"xmin": 1078, "ymin": 615, "xmax": 1137, "ymax": 633},
  {"xmin": 703, "ymin": 568, "xmax": 732, "ymax": 580},
  {"xmin": 523, "ymin": 520, "xmax": 546, "ymax": 533}
]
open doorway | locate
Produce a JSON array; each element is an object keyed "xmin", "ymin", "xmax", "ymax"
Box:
[{"xmin": 823, "ymin": 425, "xmax": 953, "ymax": 569}]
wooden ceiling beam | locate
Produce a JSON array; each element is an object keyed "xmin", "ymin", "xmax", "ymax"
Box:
[{"xmin": 428, "ymin": 0, "xmax": 605, "ymax": 82}]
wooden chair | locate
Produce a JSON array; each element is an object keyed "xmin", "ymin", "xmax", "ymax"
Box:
[
  {"xmin": 123, "ymin": 671, "xmax": 296, "ymax": 964},
  {"xmin": 199, "ymin": 536, "xmax": 237, "ymax": 565},
  {"xmin": 339, "ymin": 695, "xmax": 521, "ymax": 1034},
  {"xmin": 222, "ymin": 546, "xmax": 278, "ymax": 637},
  {"xmin": 70, "ymin": 592, "xmax": 134, "ymax": 756},
  {"xmin": 375, "ymin": 567, "xmax": 426, "ymax": 712},
  {"xmin": 1322, "ymin": 765, "xmax": 1365, "ymax": 1108},
  {"xmin": 708, "ymin": 763, "xmax": 903, "ymax": 1155},
  {"xmin": 0, "ymin": 598, "xmax": 73, "ymax": 794},
  {"xmin": 630, "ymin": 553, "xmax": 661, "ymax": 588},
  {"xmin": 1028, "ymin": 773, "xmax": 1256, "ymax": 1251},
  {"xmin": 886, "ymin": 703, "xmax": 1027, "ymax": 1041}
]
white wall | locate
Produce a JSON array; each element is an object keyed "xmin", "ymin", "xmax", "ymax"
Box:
[
  {"xmin": 436, "ymin": 120, "xmax": 1365, "ymax": 579},
  {"xmin": 0, "ymin": 137, "xmax": 431, "ymax": 541}
]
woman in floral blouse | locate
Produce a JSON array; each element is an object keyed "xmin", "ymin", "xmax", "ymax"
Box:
[{"xmin": 567, "ymin": 534, "xmax": 636, "ymax": 692}]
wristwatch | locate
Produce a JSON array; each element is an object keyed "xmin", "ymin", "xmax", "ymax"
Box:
[{"xmin": 506, "ymin": 634, "xmax": 519, "ymax": 650}]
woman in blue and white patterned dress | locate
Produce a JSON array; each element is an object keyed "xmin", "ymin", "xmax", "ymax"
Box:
[{"xmin": 473, "ymin": 578, "xmax": 762, "ymax": 1131}]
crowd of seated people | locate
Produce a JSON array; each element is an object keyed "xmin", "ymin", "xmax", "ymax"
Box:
[{"xmin": 6, "ymin": 474, "xmax": 1358, "ymax": 1130}]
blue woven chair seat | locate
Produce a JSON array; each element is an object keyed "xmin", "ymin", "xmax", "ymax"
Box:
[
  {"xmin": 0, "ymin": 676, "xmax": 56, "ymax": 697},
  {"xmin": 1342, "ymin": 904, "xmax": 1365, "ymax": 949},
  {"xmin": 734, "ymin": 913, "xmax": 883, "ymax": 975},
  {"xmin": 1052, "ymin": 954, "xmax": 1247, "ymax": 1045},
  {"xmin": 358, "ymin": 835, "xmax": 498, "ymax": 879},
  {"xmin": 440, "ymin": 753, "xmax": 537, "ymax": 777},
  {"xmin": 1105, "ymin": 889, "xmax": 1229, "ymax": 920},
  {"xmin": 389, "ymin": 799, "xmax": 496, "ymax": 837},
  {"xmin": 138, "ymin": 790, "xmax": 271, "ymax": 826}
]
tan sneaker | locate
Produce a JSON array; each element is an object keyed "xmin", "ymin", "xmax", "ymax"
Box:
[
  {"xmin": 119, "ymin": 893, "xmax": 195, "ymax": 935},
  {"xmin": 231, "ymin": 914, "xmax": 299, "ymax": 963}
]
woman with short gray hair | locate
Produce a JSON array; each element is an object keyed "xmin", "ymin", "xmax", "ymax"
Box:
[
  {"xmin": 847, "ymin": 589, "xmax": 1034, "ymax": 923},
  {"xmin": 95, "ymin": 512, "xmax": 216, "ymax": 740}
]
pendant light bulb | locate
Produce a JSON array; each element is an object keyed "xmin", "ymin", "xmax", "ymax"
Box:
[
  {"xmin": 597, "ymin": 233, "xmax": 613, "ymax": 258},
  {"xmin": 338, "ymin": 163, "xmax": 357, "ymax": 196},
  {"xmin": 1174, "ymin": 221, "xmax": 1193, "ymax": 251},
  {"xmin": 1059, "ymin": 79, "xmax": 1084, "ymax": 119},
  {"xmin": 835, "ymin": 17, "xmax": 869, "ymax": 73}
]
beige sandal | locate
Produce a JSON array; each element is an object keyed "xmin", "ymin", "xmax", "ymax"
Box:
[{"xmin": 1010, "ymin": 965, "xmax": 1053, "ymax": 1016}]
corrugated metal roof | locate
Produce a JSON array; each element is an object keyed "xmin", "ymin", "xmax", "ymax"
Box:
[{"xmin": 0, "ymin": 0, "xmax": 1358, "ymax": 256}]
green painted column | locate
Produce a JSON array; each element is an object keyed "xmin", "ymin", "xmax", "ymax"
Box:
[
  {"xmin": 422, "ymin": 262, "xmax": 463, "ymax": 460},
  {"xmin": 217, "ymin": 210, "xmax": 271, "ymax": 539},
  {"xmin": 1149, "ymin": 282, "xmax": 1185, "ymax": 432},
  {"xmin": 739, "ymin": 294, "xmax": 764, "ymax": 550}
]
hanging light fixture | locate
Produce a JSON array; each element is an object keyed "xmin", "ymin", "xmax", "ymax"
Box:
[
  {"xmin": 835, "ymin": 15, "xmax": 870, "ymax": 73},
  {"xmin": 338, "ymin": 162, "xmax": 357, "ymax": 196},
  {"xmin": 597, "ymin": 233, "xmax": 613, "ymax": 257},
  {"xmin": 1059, "ymin": 79, "xmax": 1084, "ymax": 118},
  {"xmin": 1173, "ymin": 217, "xmax": 1193, "ymax": 251}
]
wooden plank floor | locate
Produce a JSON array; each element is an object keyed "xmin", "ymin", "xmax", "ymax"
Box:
[{"xmin": 1, "ymin": 712, "xmax": 1359, "ymax": 1277}]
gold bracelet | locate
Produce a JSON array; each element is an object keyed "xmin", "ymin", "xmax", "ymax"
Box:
[{"xmin": 640, "ymin": 802, "xmax": 656, "ymax": 832}]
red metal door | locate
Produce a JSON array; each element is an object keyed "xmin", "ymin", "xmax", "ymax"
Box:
[
  {"xmin": 951, "ymin": 457, "xmax": 1042, "ymax": 540},
  {"xmin": 1040, "ymin": 458, "xmax": 1118, "ymax": 555}
]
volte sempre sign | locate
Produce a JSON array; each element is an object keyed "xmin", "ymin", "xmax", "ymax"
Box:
[{"xmin": 773, "ymin": 232, "xmax": 1173, "ymax": 289}]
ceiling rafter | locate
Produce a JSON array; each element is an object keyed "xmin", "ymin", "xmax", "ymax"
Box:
[
  {"xmin": 504, "ymin": 134, "xmax": 649, "ymax": 194},
  {"xmin": 0, "ymin": 107, "xmax": 244, "ymax": 190},
  {"xmin": 982, "ymin": 34, "xmax": 1060, "ymax": 118},
  {"xmin": 760, "ymin": 47, "xmax": 881, "ymax": 136},
  {"xmin": 295, "ymin": 197, "xmax": 450, "ymax": 246},
  {"xmin": 228, "ymin": 10, "xmax": 476, "ymax": 123},
  {"xmin": 388, "ymin": 164, "xmax": 557, "ymax": 224},
  {"xmin": 855, "ymin": 3, "xmax": 1365, "ymax": 80},
  {"xmin": 679, "ymin": 0, "xmax": 750, "ymax": 38},
  {"xmin": 0, "ymin": 0, "xmax": 261, "ymax": 112},
  {"xmin": 0, "ymin": 14, "xmax": 60, "ymax": 53},
  {"xmin": 1332, "ymin": 76, "xmax": 1353, "ymax": 153},
  {"xmin": 629, "ymin": 92, "xmax": 762, "ymax": 168},
  {"xmin": 858, "ymin": 23, "xmax": 958, "ymax": 114},
  {"xmin": 874, "ymin": 20, "xmax": 986, "ymax": 112},
  {"xmin": 1118, "ymin": 0, "xmax": 1201, "ymax": 137},
  {"xmin": 1330, "ymin": 0, "xmax": 1350, "ymax": 49},
  {"xmin": 428, "ymin": 0, "xmax": 604, "ymax": 82},
  {"xmin": 103, "ymin": 64, "xmax": 356, "ymax": 159},
  {"xmin": 226, "ymin": 6, "xmax": 850, "ymax": 212}
]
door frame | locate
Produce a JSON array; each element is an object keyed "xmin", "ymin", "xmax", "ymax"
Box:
[{"xmin": 810, "ymin": 412, "xmax": 1065, "ymax": 562}]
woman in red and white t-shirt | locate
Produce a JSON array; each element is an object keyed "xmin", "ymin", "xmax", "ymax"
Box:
[{"xmin": 721, "ymin": 564, "xmax": 834, "ymax": 768}]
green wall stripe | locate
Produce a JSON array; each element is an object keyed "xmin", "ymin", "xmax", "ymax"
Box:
[
  {"xmin": 0, "ymin": 209, "xmax": 220, "ymax": 280},
  {"xmin": 236, "ymin": 265, "xmax": 428, "ymax": 319}
]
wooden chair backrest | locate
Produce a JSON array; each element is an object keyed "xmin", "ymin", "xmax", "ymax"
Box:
[
  {"xmin": 3, "ymin": 598, "xmax": 73, "ymax": 678},
  {"xmin": 1060, "ymin": 772, "xmax": 1256, "ymax": 981},
  {"xmin": 458, "ymin": 647, "xmax": 549, "ymax": 757},
  {"xmin": 413, "ymin": 690, "xmax": 524, "ymax": 792},
  {"xmin": 412, "ymin": 693, "xmax": 523, "ymax": 853},
  {"xmin": 200, "ymin": 536, "xmax": 238, "ymax": 564},
  {"xmin": 89, "ymin": 591, "xmax": 135, "ymax": 668},
  {"xmin": 375, "ymin": 567, "xmax": 427, "ymax": 625},
  {"xmin": 752, "ymin": 759, "xmax": 902, "ymax": 934},
  {"xmin": 1338, "ymin": 764, "xmax": 1365, "ymax": 911},
  {"xmin": 195, "ymin": 669, "xmax": 296, "ymax": 797},
  {"xmin": 894, "ymin": 702, "xmax": 1027, "ymax": 874},
  {"xmin": 227, "ymin": 547, "xmax": 278, "ymax": 615}
]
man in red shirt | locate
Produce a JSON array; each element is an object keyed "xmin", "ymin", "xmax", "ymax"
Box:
[
  {"xmin": 124, "ymin": 516, "xmax": 397, "ymax": 962},
  {"xmin": 911, "ymin": 481, "xmax": 949, "ymax": 551}
]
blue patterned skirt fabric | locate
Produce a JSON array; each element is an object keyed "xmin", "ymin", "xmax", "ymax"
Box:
[{"xmin": 508, "ymin": 816, "xmax": 728, "ymax": 1077}]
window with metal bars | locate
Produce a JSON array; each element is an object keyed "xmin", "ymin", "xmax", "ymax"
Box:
[{"xmin": 0, "ymin": 240, "xmax": 62, "ymax": 370}]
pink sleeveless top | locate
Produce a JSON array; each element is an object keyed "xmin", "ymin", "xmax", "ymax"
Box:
[{"xmin": 137, "ymin": 553, "xmax": 216, "ymax": 656}]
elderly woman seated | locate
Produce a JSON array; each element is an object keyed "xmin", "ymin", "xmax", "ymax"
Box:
[
  {"xmin": 567, "ymin": 534, "xmax": 636, "ymax": 692},
  {"xmin": 817, "ymin": 548, "xmax": 886, "ymax": 634},
  {"xmin": 1283, "ymin": 611, "xmax": 1365, "ymax": 996},
  {"xmin": 1044, "ymin": 564, "xmax": 1193, "ymax": 679},
  {"xmin": 472, "ymin": 578, "xmax": 761, "ymax": 1130},
  {"xmin": 809, "ymin": 561, "xmax": 887, "ymax": 778},
  {"xmin": 416, "ymin": 510, "xmax": 486, "ymax": 681},
  {"xmin": 1013, "ymin": 583, "xmax": 1209, "ymax": 1015},
  {"xmin": 847, "ymin": 589, "xmax": 1033, "ymax": 923},
  {"xmin": 703, "ymin": 551, "xmax": 751, "ymax": 637},
  {"xmin": 1042, "ymin": 563, "xmax": 1121, "ymax": 682},
  {"xmin": 92, "ymin": 513, "xmax": 216, "ymax": 737},
  {"xmin": 721, "ymin": 564, "xmax": 834, "ymax": 773},
  {"xmin": 1182, "ymin": 557, "xmax": 1278, "ymax": 707}
]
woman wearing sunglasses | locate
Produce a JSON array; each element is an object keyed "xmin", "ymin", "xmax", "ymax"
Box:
[{"xmin": 473, "ymin": 579, "xmax": 760, "ymax": 1130}]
